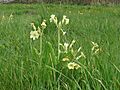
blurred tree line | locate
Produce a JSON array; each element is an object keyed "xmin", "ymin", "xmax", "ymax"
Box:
[{"xmin": 14, "ymin": 0, "xmax": 120, "ymax": 4}]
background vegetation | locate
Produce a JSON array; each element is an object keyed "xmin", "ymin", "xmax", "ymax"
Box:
[
  {"xmin": 0, "ymin": 3, "xmax": 120, "ymax": 90},
  {"xmin": 2, "ymin": 0, "xmax": 120, "ymax": 4}
]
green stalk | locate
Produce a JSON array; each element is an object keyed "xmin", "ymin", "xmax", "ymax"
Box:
[
  {"xmin": 58, "ymin": 26, "xmax": 60, "ymax": 60},
  {"xmin": 40, "ymin": 30, "xmax": 43, "ymax": 55},
  {"xmin": 20, "ymin": 60, "xmax": 23, "ymax": 89}
]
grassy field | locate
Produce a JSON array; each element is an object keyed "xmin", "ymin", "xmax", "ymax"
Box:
[{"xmin": 0, "ymin": 4, "xmax": 120, "ymax": 90}]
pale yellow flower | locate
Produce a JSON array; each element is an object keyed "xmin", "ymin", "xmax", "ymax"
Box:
[
  {"xmin": 65, "ymin": 18, "xmax": 69, "ymax": 25},
  {"xmin": 64, "ymin": 43, "xmax": 69, "ymax": 52},
  {"xmin": 68, "ymin": 62, "xmax": 80, "ymax": 70},
  {"xmin": 50, "ymin": 14, "xmax": 58, "ymax": 25},
  {"xmin": 41, "ymin": 20, "xmax": 47, "ymax": 29},
  {"xmin": 62, "ymin": 15, "xmax": 69, "ymax": 25},
  {"xmin": 50, "ymin": 14, "xmax": 55, "ymax": 22},
  {"xmin": 37, "ymin": 26, "xmax": 41, "ymax": 33},
  {"xmin": 63, "ymin": 31, "xmax": 66, "ymax": 35},
  {"xmin": 30, "ymin": 31, "xmax": 39, "ymax": 40},
  {"xmin": 74, "ymin": 63, "xmax": 80, "ymax": 69},
  {"xmin": 68, "ymin": 62, "xmax": 75, "ymax": 69},
  {"xmin": 31, "ymin": 23, "xmax": 36, "ymax": 31},
  {"xmin": 62, "ymin": 15, "xmax": 67, "ymax": 24},
  {"xmin": 62, "ymin": 57, "xmax": 69, "ymax": 61}
]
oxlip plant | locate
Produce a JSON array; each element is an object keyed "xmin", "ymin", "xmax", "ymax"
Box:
[
  {"xmin": 30, "ymin": 19, "xmax": 47, "ymax": 55},
  {"xmin": 29, "ymin": 14, "xmax": 103, "ymax": 90},
  {"xmin": 50, "ymin": 14, "xmax": 69, "ymax": 60}
]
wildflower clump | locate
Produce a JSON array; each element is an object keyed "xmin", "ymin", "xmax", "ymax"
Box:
[{"xmin": 60, "ymin": 40, "xmax": 86, "ymax": 70}]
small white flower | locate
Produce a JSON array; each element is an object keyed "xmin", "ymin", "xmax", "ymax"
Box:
[
  {"xmin": 74, "ymin": 63, "xmax": 80, "ymax": 69},
  {"xmin": 64, "ymin": 43, "xmax": 69, "ymax": 52},
  {"xmin": 65, "ymin": 18, "xmax": 69, "ymax": 25},
  {"xmin": 30, "ymin": 31, "xmax": 40, "ymax": 40},
  {"xmin": 62, "ymin": 15, "xmax": 67, "ymax": 24},
  {"xmin": 31, "ymin": 23, "xmax": 36, "ymax": 31},
  {"xmin": 41, "ymin": 20, "xmax": 47, "ymax": 29},
  {"xmin": 68, "ymin": 62, "xmax": 80, "ymax": 70},
  {"xmin": 50, "ymin": 14, "xmax": 58, "ymax": 25},
  {"xmin": 68, "ymin": 62, "xmax": 75, "ymax": 70},
  {"xmin": 62, "ymin": 15, "xmax": 69, "ymax": 25},
  {"xmin": 62, "ymin": 57, "xmax": 69, "ymax": 61},
  {"xmin": 50, "ymin": 14, "xmax": 55, "ymax": 22},
  {"xmin": 37, "ymin": 26, "xmax": 41, "ymax": 33},
  {"xmin": 63, "ymin": 15, "xmax": 67, "ymax": 19},
  {"xmin": 63, "ymin": 31, "xmax": 66, "ymax": 35}
]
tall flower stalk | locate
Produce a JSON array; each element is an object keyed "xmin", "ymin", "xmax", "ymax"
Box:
[
  {"xmin": 30, "ymin": 20, "xmax": 47, "ymax": 55},
  {"xmin": 50, "ymin": 15, "xmax": 69, "ymax": 60},
  {"xmin": 58, "ymin": 25, "xmax": 61, "ymax": 60}
]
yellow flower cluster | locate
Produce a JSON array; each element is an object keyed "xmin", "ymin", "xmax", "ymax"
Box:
[{"xmin": 30, "ymin": 20, "xmax": 47, "ymax": 40}]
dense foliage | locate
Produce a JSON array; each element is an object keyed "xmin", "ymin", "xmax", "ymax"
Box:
[{"xmin": 10, "ymin": 0, "xmax": 120, "ymax": 4}]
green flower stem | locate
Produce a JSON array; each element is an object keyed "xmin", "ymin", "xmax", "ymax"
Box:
[
  {"xmin": 58, "ymin": 26, "xmax": 61, "ymax": 60},
  {"xmin": 40, "ymin": 30, "xmax": 43, "ymax": 55}
]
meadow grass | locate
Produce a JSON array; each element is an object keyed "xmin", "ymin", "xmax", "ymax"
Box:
[{"xmin": 0, "ymin": 4, "xmax": 120, "ymax": 90}]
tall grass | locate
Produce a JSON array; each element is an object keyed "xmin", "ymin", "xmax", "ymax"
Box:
[{"xmin": 0, "ymin": 4, "xmax": 120, "ymax": 90}]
